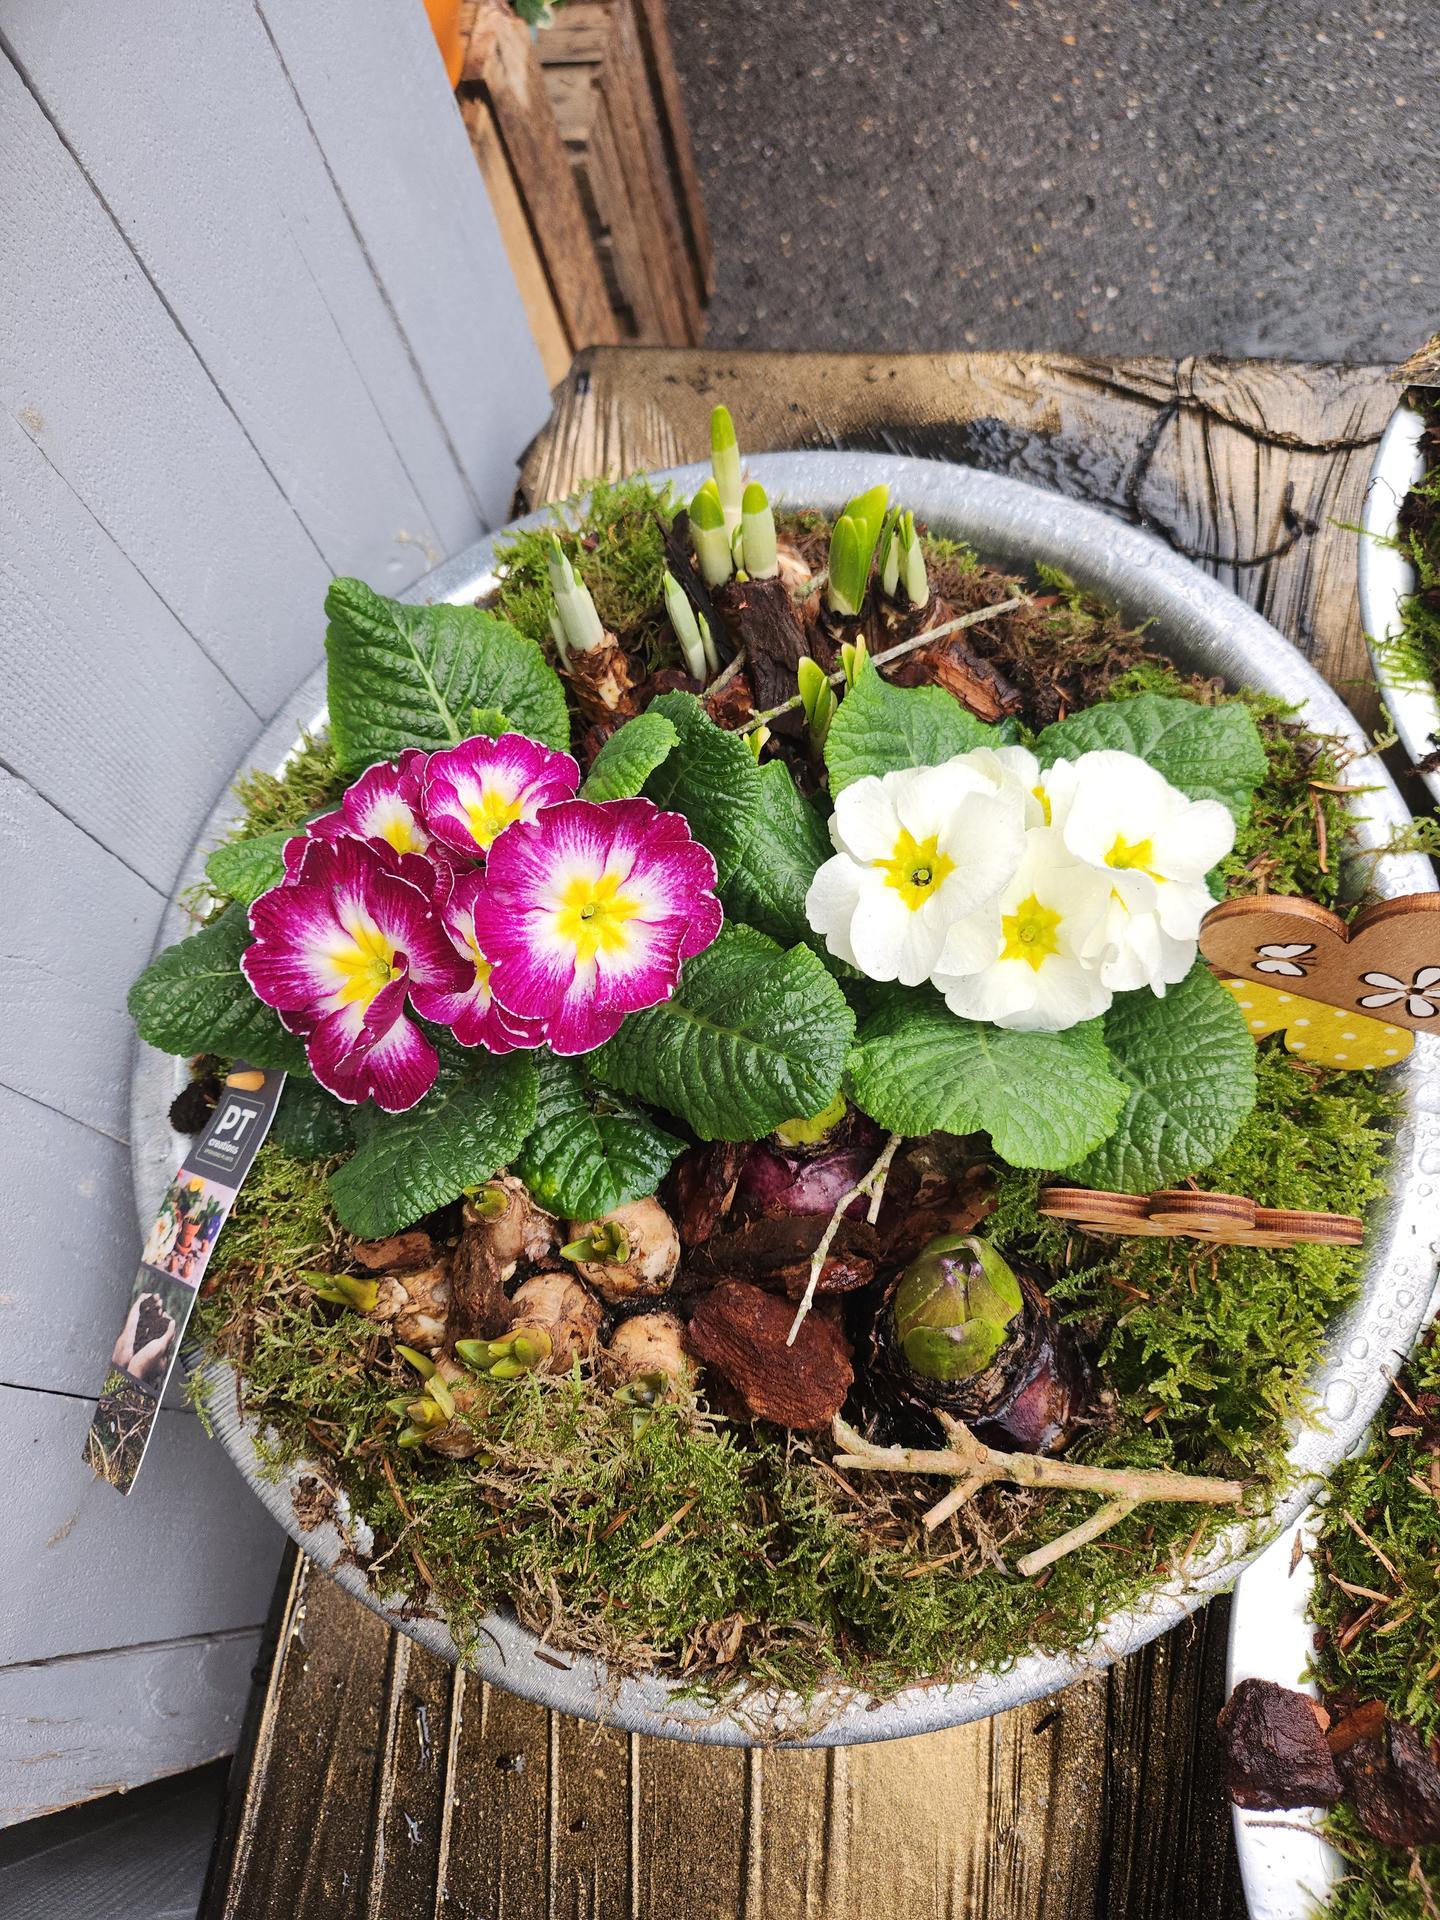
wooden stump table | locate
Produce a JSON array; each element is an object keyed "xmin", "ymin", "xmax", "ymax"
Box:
[{"xmin": 204, "ymin": 349, "xmax": 1408, "ymax": 1920}]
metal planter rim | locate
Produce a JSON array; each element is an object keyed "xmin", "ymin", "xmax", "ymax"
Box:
[
  {"xmin": 1358, "ymin": 402, "xmax": 1440, "ymax": 810},
  {"xmin": 131, "ymin": 452, "xmax": 1440, "ymax": 1747}
]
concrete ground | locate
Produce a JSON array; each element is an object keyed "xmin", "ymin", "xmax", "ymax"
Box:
[{"xmin": 669, "ymin": 0, "xmax": 1437, "ymax": 363}]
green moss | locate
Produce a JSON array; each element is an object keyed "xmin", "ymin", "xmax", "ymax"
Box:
[
  {"xmin": 1373, "ymin": 394, "xmax": 1440, "ymax": 691},
  {"xmin": 492, "ymin": 476, "xmax": 676, "ymax": 665},
  {"xmin": 1320, "ymin": 1800, "xmax": 1439, "ymax": 1920},
  {"xmin": 226, "ymin": 732, "xmax": 345, "ymax": 840}
]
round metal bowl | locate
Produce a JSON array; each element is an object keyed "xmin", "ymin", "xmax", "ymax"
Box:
[
  {"xmin": 1358, "ymin": 402, "xmax": 1440, "ymax": 810},
  {"xmin": 132, "ymin": 452, "xmax": 1440, "ymax": 1747}
]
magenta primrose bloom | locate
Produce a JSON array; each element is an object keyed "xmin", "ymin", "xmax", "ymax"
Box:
[
  {"xmin": 284, "ymin": 748, "xmax": 437, "ymax": 879},
  {"xmin": 243, "ymin": 837, "xmax": 469, "ymax": 1111},
  {"xmin": 472, "ymin": 797, "xmax": 723, "ymax": 1055},
  {"xmin": 422, "ymin": 733, "xmax": 579, "ymax": 860},
  {"xmin": 408, "ymin": 868, "xmax": 545, "ymax": 1053}
]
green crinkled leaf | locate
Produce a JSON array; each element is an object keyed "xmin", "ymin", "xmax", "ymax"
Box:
[
  {"xmin": 591, "ymin": 923, "xmax": 855, "ymax": 1141},
  {"xmin": 515, "ymin": 1056, "xmax": 682, "ymax": 1219},
  {"xmin": 128, "ymin": 909, "xmax": 310, "ymax": 1075},
  {"xmin": 721, "ymin": 759, "xmax": 837, "ymax": 959},
  {"xmin": 469, "ymin": 706, "xmax": 511, "ymax": 739},
  {"xmin": 1066, "ymin": 963, "xmax": 1258, "ymax": 1191},
  {"xmin": 270, "ymin": 1077, "xmax": 354, "ymax": 1159},
  {"xmin": 325, "ymin": 577, "xmax": 570, "ymax": 772},
  {"xmin": 846, "ymin": 989, "xmax": 1126, "ymax": 1169},
  {"xmin": 640, "ymin": 691, "xmax": 760, "ymax": 883},
  {"xmin": 327, "ymin": 1053, "xmax": 537, "ymax": 1238},
  {"xmin": 825, "ymin": 658, "xmax": 997, "ymax": 793},
  {"xmin": 205, "ymin": 833, "xmax": 290, "ymax": 906},
  {"xmin": 1034, "ymin": 693, "xmax": 1268, "ymax": 826},
  {"xmin": 580, "ymin": 710, "xmax": 679, "ymax": 801}
]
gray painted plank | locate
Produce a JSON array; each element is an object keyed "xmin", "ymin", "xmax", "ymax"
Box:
[
  {"xmin": 0, "ymin": 409, "xmax": 264, "ymax": 892},
  {"xmin": 0, "ymin": 49, "xmax": 326, "ymax": 721},
  {"xmin": 0, "ymin": 1088, "xmax": 142, "ymax": 1399},
  {"xmin": 259, "ymin": 0, "xmax": 553, "ymax": 527},
  {"xmin": 6, "ymin": 5, "xmax": 473, "ymax": 591},
  {"xmin": 0, "ymin": 1639, "xmax": 257, "ymax": 1828},
  {"xmin": 0, "ymin": 1385, "xmax": 284, "ymax": 1667},
  {"xmin": 0, "ymin": 771, "xmax": 160, "ymax": 1140}
]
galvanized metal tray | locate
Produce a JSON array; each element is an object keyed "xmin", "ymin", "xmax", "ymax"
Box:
[
  {"xmin": 132, "ymin": 452, "xmax": 1440, "ymax": 1746},
  {"xmin": 1358, "ymin": 402, "xmax": 1440, "ymax": 809}
]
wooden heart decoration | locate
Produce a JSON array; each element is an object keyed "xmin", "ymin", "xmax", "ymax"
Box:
[
  {"xmin": 1199, "ymin": 893, "xmax": 1440, "ymax": 1034},
  {"xmin": 1038, "ymin": 1186, "xmax": 1364, "ymax": 1249},
  {"xmin": 1217, "ymin": 978, "xmax": 1413, "ymax": 1071}
]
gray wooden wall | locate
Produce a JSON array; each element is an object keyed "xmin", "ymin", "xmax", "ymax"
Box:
[{"xmin": 0, "ymin": 0, "xmax": 550, "ymax": 1824}]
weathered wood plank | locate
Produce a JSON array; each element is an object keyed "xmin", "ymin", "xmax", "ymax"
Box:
[
  {"xmin": 519, "ymin": 348, "xmax": 1394, "ymax": 733},
  {"xmin": 259, "ymin": 0, "xmax": 552, "ymax": 530},
  {"xmin": 6, "ymin": 7, "xmax": 459, "ymax": 590},
  {"xmin": 461, "ymin": 93, "xmax": 575, "ymax": 387},
  {"xmin": 0, "ymin": 1632, "xmax": 260, "ymax": 1828},
  {"xmin": 0, "ymin": 771, "xmax": 161, "ymax": 1140},
  {"xmin": 0, "ymin": 410, "xmax": 262, "ymax": 892},
  {"xmin": 0, "ymin": 1385, "xmax": 283, "ymax": 1667},
  {"xmin": 0, "ymin": 50, "xmax": 326, "ymax": 721}
]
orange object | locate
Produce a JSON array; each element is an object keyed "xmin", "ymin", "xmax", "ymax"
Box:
[{"xmin": 424, "ymin": 0, "xmax": 465, "ymax": 88}]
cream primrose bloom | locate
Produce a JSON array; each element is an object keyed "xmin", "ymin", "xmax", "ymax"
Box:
[
  {"xmin": 1042, "ymin": 750, "xmax": 1235, "ymax": 994},
  {"xmin": 805, "ymin": 760, "xmax": 1028, "ymax": 986},
  {"xmin": 930, "ymin": 828, "xmax": 1114, "ymax": 1031}
]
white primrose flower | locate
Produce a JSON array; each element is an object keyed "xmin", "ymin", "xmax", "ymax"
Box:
[
  {"xmin": 950, "ymin": 742, "xmax": 1052, "ymax": 830},
  {"xmin": 1042, "ymin": 750, "xmax": 1235, "ymax": 995},
  {"xmin": 930, "ymin": 829, "xmax": 1114, "ymax": 1031},
  {"xmin": 805, "ymin": 761, "xmax": 1027, "ymax": 986}
]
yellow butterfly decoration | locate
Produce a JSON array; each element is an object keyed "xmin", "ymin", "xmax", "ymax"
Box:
[{"xmin": 1220, "ymin": 978, "xmax": 1413, "ymax": 1071}]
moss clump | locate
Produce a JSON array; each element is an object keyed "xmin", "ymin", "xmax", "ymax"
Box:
[
  {"xmin": 1309, "ymin": 1331, "xmax": 1440, "ymax": 1918},
  {"xmin": 1374, "ymin": 392, "xmax": 1440, "ymax": 692},
  {"xmin": 492, "ymin": 476, "xmax": 676, "ymax": 662},
  {"xmin": 227, "ymin": 732, "xmax": 344, "ymax": 841}
]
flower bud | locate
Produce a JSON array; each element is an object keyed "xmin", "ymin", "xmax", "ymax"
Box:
[{"xmin": 892, "ymin": 1234, "xmax": 1024, "ymax": 1384}]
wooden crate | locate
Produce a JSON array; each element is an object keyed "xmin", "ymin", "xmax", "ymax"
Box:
[{"xmin": 455, "ymin": 0, "xmax": 708, "ymax": 385}]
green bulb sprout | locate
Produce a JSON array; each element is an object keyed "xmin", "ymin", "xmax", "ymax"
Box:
[
  {"xmin": 740, "ymin": 480, "xmax": 778, "ymax": 579},
  {"xmin": 710, "ymin": 404, "xmax": 743, "ymax": 534},
  {"xmin": 546, "ymin": 536, "xmax": 605, "ymax": 655},
  {"xmin": 689, "ymin": 481, "xmax": 733, "ymax": 588},
  {"xmin": 797, "ymin": 656, "xmax": 837, "ymax": 750},
  {"xmin": 825, "ymin": 483, "xmax": 889, "ymax": 617},
  {"xmin": 892, "ymin": 1234, "xmax": 1024, "ymax": 1386}
]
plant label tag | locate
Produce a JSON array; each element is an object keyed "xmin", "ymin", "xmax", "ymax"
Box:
[{"xmin": 84, "ymin": 1065, "xmax": 287, "ymax": 1494}]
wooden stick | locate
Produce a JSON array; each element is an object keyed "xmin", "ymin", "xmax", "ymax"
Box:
[
  {"xmin": 785, "ymin": 1133, "xmax": 900, "ymax": 1347},
  {"xmin": 737, "ymin": 598, "xmax": 1024, "ymax": 734},
  {"xmin": 1016, "ymin": 1497, "xmax": 1138, "ymax": 1577}
]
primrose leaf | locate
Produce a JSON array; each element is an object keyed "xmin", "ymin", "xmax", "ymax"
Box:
[
  {"xmin": 641, "ymin": 691, "xmax": 760, "ymax": 883},
  {"xmin": 1034, "ymin": 693, "xmax": 1268, "ymax": 827},
  {"xmin": 591, "ymin": 923, "xmax": 855, "ymax": 1141},
  {"xmin": 325, "ymin": 578, "xmax": 570, "ymax": 772},
  {"xmin": 1066, "ymin": 964, "xmax": 1257, "ymax": 1191},
  {"xmin": 580, "ymin": 710, "xmax": 680, "ymax": 801},
  {"xmin": 327, "ymin": 1052, "xmax": 537, "ymax": 1238},
  {"xmin": 469, "ymin": 706, "xmax": 511, "ymax": 739},
  {"xmin": 722, "ymin": 760, "xmax": 838, "ymax": 960},
  {"xmin": 825, "ymin": 659, "xmax": 997, "ymax": 794},
  {"xmin": 515, "ymin": 1056, "xmax": 682, "ymax": 1219},
  {"xmin": 270, "ymin": 1077, "xmax": 354, "ymax": 1159},
  {"xmin": 846, "ymin": 989, "xmax": 1126, "ymax": 1169},
  {"xmin": 128, "ymin": 908, "xmax": 310, "ymax": 1075},
  {"xmin": 205, "ymin": 833, "xmax": 290, "ymax": 906}
]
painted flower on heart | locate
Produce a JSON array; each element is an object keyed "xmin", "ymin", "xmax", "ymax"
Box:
[
  {"xmin": 243, "ymin": 836, "xmax": 470, "ymax": 1110},
  {"xmin": 408, "ymin": 868, "xmax": 546, "ymax": 1052},
  {"xmin": 421, "ymin": 733, "xmax": 580, "ymax": 861},
  {"xmin": 472, "ymin": 797, "xmax": 722, "ymax": 1055},
  {"xmin": 1042, "ymin": 749, "xmax": 1235, "ymax": 995},
  {"xmin": 804, "ymin": 759, "xmax": 1028, "ymax": 986},
  {"xmin": 930, "ymin": 829, "xmax": 1114, "ymax": 1031},
  {"xmin": 284, "ymin": 749, "xmax": 438, "ymax": 879},
  {"xmin": 1358, "ymin": 967, "xmax": 1440, "ymax": 1019}
]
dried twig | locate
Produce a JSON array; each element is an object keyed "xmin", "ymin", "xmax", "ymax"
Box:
[
  {"xmin": 737, "ymin": 598, "xmax": 1024, "ymax": 735},
  {"xmin": 831, "ymin": 1411, "xmax": 1246, "ymax": 1577},
  {"xmin": 785, "ymin": 1133, "xmax": 901, "ymax": 1347},
  {"xmin": 703, "ymin": 647, "xmax": 747, "ymax": 702}
]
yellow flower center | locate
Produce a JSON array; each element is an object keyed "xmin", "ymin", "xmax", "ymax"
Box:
[
  {"xmin": 463, "ymin": 927, "xmax": 494, "ymax": 997},
  {"xmin": 878, "ymin": 829, "xmax": 955, "ymax": 912},
  {"xmin": 1032, "ymin": 784, "xmax": 1052, "ymax": 824},
  {"xmin": 1001, "ymin": 894, "xmax": 1063, "ymax": 971},
  {"xmin": 332, "ymin": 919, "xmax": 402, "ymax": 1006},
  {"xmin": 380, "ymin": 811, "xmax": 426, "ymax": 855},
  {"xmin": 465, "ymin": 787, "xmax": 526, "ymax": 851},
  {"xmin": 555, "ymin": 869, "xmax": 640, "ymax": 966},
  {"xmin": 1105, "ymin": 833, "xmax": 1162, "ymax": 879}
]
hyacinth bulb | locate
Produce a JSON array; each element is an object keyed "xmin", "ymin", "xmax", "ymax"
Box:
[{"xmin": 892, "ymin": 1234, "xmax": 1024, "ymax": 1384}]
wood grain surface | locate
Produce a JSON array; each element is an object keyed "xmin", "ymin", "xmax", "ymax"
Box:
[{"xmin": 199, "ymin": 342, "xmax": 1411, "ymax": 1917}]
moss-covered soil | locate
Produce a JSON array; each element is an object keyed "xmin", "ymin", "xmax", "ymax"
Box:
[{"xmin": 189, "ymin": 481, "xmax": 1406, "ymax": 1706}]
